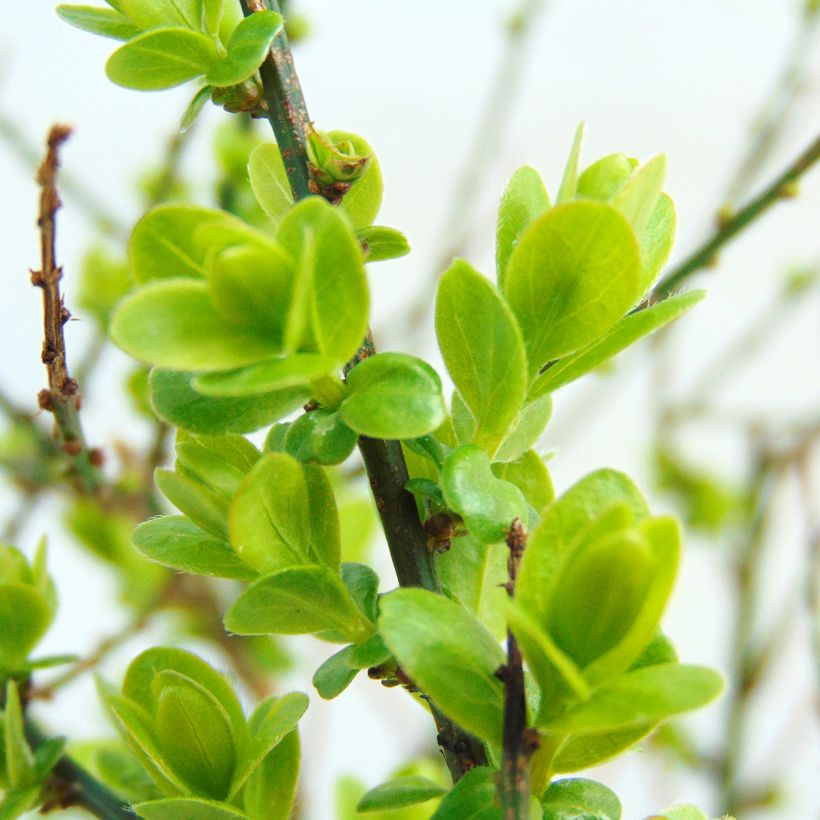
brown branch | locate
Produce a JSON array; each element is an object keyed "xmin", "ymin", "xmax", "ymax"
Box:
[
  {"xmin": 32, "ymin": 125, "xmax": 102, "ymax": 493},
  {"xmin": 498, "ymin": 518, "xmax": 536, "ymax": 817}
]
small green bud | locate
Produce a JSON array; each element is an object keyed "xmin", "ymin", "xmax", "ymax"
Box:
[
  {"xmin": 549, "ymin": 530, "xmax": 653, "ymax": 667},
  {"xmin": 284, "ymin": 408, "xmax": 358, "ymax": 465},
  {"xmin": 307, "ymin": 127, "xmax": 372, "ymax": 200}
]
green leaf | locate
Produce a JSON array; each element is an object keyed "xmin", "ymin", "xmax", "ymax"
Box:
[
  {"xmin": 207, "ymin": 11, "xmax": 282, "ymax": 87},
  {"xmin": 312, "ymin": 646, "xmax": 359, "ymax": 700},
  {"xmin": 193, "ymin": 354, "xmax": 337, "ymax": 397},
  {"xmin": 111, "ymin": 280, "xmax": 280, "ymax": 371},
  {"xmin": 304, "ymin": 464, "xmax": 341, "ymax": 569},
  {"xmin": 492, "ymin": 450, "xmax": 554, "ymax": 518},
  {"xmin": 224, "ymin": 565, "xmax": 374, "ymax": 643},
  {"xmin": 550, "ymin": 723, "xmax": 654, "ymax": 774},
  {"xmin": 117, "ymin": 0, "xmax": 208, "ymax": 30},
  {"xmin": 155, "ymin": 467, "xmax": 229, "ymax": 539},
  {"xmin": 181, "ymin": 84, "xmax": 213, "ymax": 131},
  {"xmin": 3, "ymin": 682, "xmax": 34, "ymax": 788},
  {"xmin": 494, "ymin": 393, "xmax": 552, "ymax": 462},
  {"xmin": 437, "ymin": 533, "xmax": 507, "ymax": 640},
  {"xmin": 517, "ymin": 469, "xmax": 648, "ymax": 625},
  {"xmin": 430, "ymin": 766, "xmax": 496, "ymax": 819},
  {"xmin": 357, "ymin": 776, "xmax": 447, "ymax": 812},
  {"xmin": 228, "ymin": 453, "xmax": 310, "ymax": 573},
  {"xmin": 206, "ymin": 244, "xmax": 292, "ymax": 339},
  {"xmin": 496, "ymin": 165, "xmax": 549, "ymax": 287},
  {"xmin": 150, "ymin": 369, "xmax": 307, "ymax": 435},
  {"xmin": 175, "ymin": 433, "xmax": 260, "ymax": 498},
  {"xmin": 531, "ymin": 291, "xmax": 705, "ymax": 395},
  {"xmin": 656, "ymin": 804, "xmax": 711, "ymax": 820},
  {"xmin": 276, "ymin": 197, "xmax": 369, "ymax": 364},
  {"xmin": 129, "ymin": 205, "xmax": 244, "ymax": 284},
  {"xmin": 379, "ymin": 588, "xmax": 505, "ymax": 745},
  {"xmin": 230, "ymin": 692, "xmax": 308, "ymax": 797},
  {"xmin": 248, "ymin": 144, "xmax": 291, "ymax": 226},
  {"xmin": 504, "ymin": 201, "xmax": 642, "ymax": 374},
  {"xmin": 640, "ymin": 193, "xmax": 676, "ymax": 292},
  {"xmin": 357, "ymin": 226, "xmax": 410, "ymax": 262},
  {"xmin": 133, "ymin": 516, "xmax": 257, "ymax": 580},
  {"xmin": 436, "ymin": 260, "xmax": 527, "ymax": 455},
  {"xmin": 0, "ymin": 586, "xmax": 52, "ymax": 669},
  {"xmin": 556, "ymin": 122, "xmax": 586, "ymax": 204},
  {"xmin": 329, "ymin": 131, "xmax": 383, "ymax": 230},
  {"xmin": 0, "ymin": 786, "xmax": 41, "ymax": 820},
  {"xmin": 611, "ymin": 154, "xmax": 666, "ymax": 237},
  {"xmin": 241, "ymin": 730, "xmax": 299, "ymax": 820},
  {"xmin": 576, "ymin": 154, "xmax": 636, "ymax": 202},
  {"xmin": 284, "ymin": 409, "xmax": 358, "ymax": 465},
  {"xmin": 106, "ymin": 28, "xmax": 218, "ymax": 90},
  {"xmin": 135, "ymin": 797, "xmax": 250, "ymax": 820},
  {"xmin": 56, "ymin": 5, "xmax": 140, "ymax": 40},
  {"xmin": 77, "ymin": 245, "xmax": 131, "ymax": 328},
  {"xmin": 442, "ymin": 445, "xmax": 527, "ymax": 544},
  {"xmin": 152, "ymin": 672, "xmax": 236, "ymax": 798},
  {"xmin": 341, "ymin": 353, "xmax": 446, "ymax": 439},
  {"xmin": 546, "ymin": 664, "xmax": 723, "ymax": 734},
  {"xmin": 541, "ymin": 777, "xmax": 621, "ymax": 820}
]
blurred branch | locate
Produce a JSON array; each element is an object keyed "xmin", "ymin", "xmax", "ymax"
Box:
[
  {"xmin": 652, "ymin": 133, "xmax": 820, "ymax": 300},
  {"xmin": 398, "ymin": 0, "xmax": 546, "ymax": 338},
  {"xmin": 0, "ymin": 112, "xmax": 128, "ymax": 240},
  {"xmin": 32, "ymin": 125, "xmax": 103, "ymax": 494}
]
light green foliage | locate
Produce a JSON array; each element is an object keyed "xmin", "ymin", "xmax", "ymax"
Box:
[
  {"xmin": 284, "ymin": 408, "xmax": 358, "ymax": 465},
  {"xmin": 341, "ymin": 353, "xmax": 446, "ymax": 439},
  {"xmin": 496, "ymin": 165, "xmax": 550, "ymax": 287},
  {"xmin": 531, "ymin": 291, "xmax": 705, "ymax": 395},
  {"xmin": 436, "ymin": 260, "xmax": 527, "ymax": 455},
  {"xmin": 504, "ymin": 200, "xmax": 642, "ymax": 374},
  {"xmin": 492, "ymin": 449, "xmax": 554, "ymax": 522},
  {"xmin": 357, "ymin": 775, "xmax": 448, "ymax": 812},
  {"xmin": 0, "ymin": 542, "xmax": 57, "ymax": 671},
  {"xmin": 556, "ymin": 122, "xmax": 586, "ymax": 204},
  {"xmin": 357, "ymin": 226, "xmax": 411, "ymax": 262},
  {"xmin": 205, "ymin": 11, "xmax": 281, "ymax": 87},
  {"xmin": 379, "ymin": 589, "xmax": 506, "ymax": 745},
  {"xmin": 249, "ymin": 131, "xmax": 383, "ymax": 229},
  {"xmin": 493, "ymin": 394, "xmax": 552, "ymax": 462},
  {"xmin": 430, "ymin": 766, "xmax": 497, "ymax": 819},
  {"xmin": 541, "ymin": 777, "xmax": 621, "ymax": 820},
  {"xmin": 77, "ymin": 245, "xmax": 132, "ymax": 328},
  {"xmin": 224, "ymin": 565, "xmax": 375, "ymax": 643},
  {"xmin": 109, "ymin": 648, "xmax": 304, "ymax": 816},
  {"xmin": 57, "ymin": 5, "xmax": 141, "ymax": 40},
  {"xmin": 193, "ymin": 355, "xmax": 337, "ymax": 397},
  {"xmin": 442, "ymin": 445, "xmax": 527, "ymax": 544}
]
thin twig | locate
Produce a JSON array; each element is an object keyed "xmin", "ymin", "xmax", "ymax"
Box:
[
  {"xmin": 32, "ymin": 125, "xmax": 103, "ymax": 494},
  {"xmin": 240, "ymin": 0, "xmax": 486, "ymax": 778},
  {"xmin": 652, "ymin": 133, "xmax": 820, "ymax": 300},
  {"xmin": 498, "ymin": 518, "xmax": 535, "ymax": 818}
]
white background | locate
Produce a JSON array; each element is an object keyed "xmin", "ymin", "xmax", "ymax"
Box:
[{"xmin": 1, "ymin": 1, "xmax": 819, "ymax": 818}]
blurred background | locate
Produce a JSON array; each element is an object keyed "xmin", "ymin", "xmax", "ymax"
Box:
[{"xmin": 1, "ymin": 1, "xmax": 819, "ymax": 817}]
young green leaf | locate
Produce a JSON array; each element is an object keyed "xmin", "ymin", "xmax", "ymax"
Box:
[
  {"xmin": 224, "ymin": 565, "xmax": 374, "ymax": 643},
  {"xmin": 276, "ymin": 197, "xmax": 369, "ymax": 365},
  {"xmin": 117, "ymin": 0, "xmax": 208, "ymax": 30},
  {"xmin": 429, "ymin": 766, "xmax": 496, "ymax": 820},
  {"xmin": 379, "ymin": 588, "xmax": 506, "ymax": 745},
  {"xmin": 0, "ymin": 586, "xmax": 53, "ymax": 670},
  {"xmin": 241, "ymin": 730, "xmax": 300, "ymax": 820},
  {"xmin": 312, "ymin": 646, "xmax": 360, "ymax": 700},
  {"xmin": 327, "ymin": 131, "xmax": 383, "ymax": 229},
  {"xmin": 493, "ymin": 393, "xmax": 552, "ymax": 462},
  {"xmin": 228, "ymin": 453, "xmax": 310, "ymax": 573},
  {"xmin": 504, "ymin": 201, "xmax": 642, "ymax": 374},
  {"xmin": 133, "ymin": 515, "xmax": 258, "ymax": 580},
  {"xmin": 155, "ymin": 467, "xmax": 229, "ymax": 539},
  {"xmin": 340, "ymin": 353, "xmax": 446, "ymax": 439},
  {"xmin": 441, "ymin": 445, "xmax": 527, "ymax": 544},
  {"xmin": 193, "ymin": 354, "xmax": 337, "ymax": 397},
  {"xmin": 530, "ymin": 290, "xmax": 705, "ymax": 396},
  {"xmin": 175, "ymin": 433, "xmax": 260, "ymax": 499},
  {"xmin": 129, "ymin": 204, "xmax": 247, "ymax": 284},
  {"xmin": 283, "ymin": 409, "xmax": 358, "ymax": 466},
  {"xmin": 357, "ymin": 776, "xmax": 448, "ymax": 812},
  {"xmin": 56, "ymin": 5, "xmax": 141, "ymax": 41},
  {"xmin": 149, "ymin": 368, "xmax": 308, "ymax": 435},
  {"xmin": 304, "ymin": 465, "xmax": 342, "ymax": 569},
  {"xmin": 611, "ymin": 154, "xmax": 666, "ymax": 236},
  {"xmin": 111, "ymin": 280, "xmax": 281, "ymax": 371},
  {"xmin": 492, "ymin": 450, "xmax": 554, "ymax": 518},
  {"xmin": 540, "ymin": 777, "xmax": 622, "ymax": 820},
  {"xmin": 356, "ymin": 226, "xmax": 411, "ymax": 262},
  {"xmin": 544, "ymin": 663, "xmax": 723, "ymax": 734},
  {"xmin": 106, "ymin": 28, "xmax": 219, "ymax": 91},
  {"xmin": 639, "ymin": 193, "xmax": 676, "ymax": 292},
  {"xmin": 555, "ymin": 122, "xmax": 585, "ymax": 204},
  {"xmin": 436, "ymin": 259, "xmax": 527, "ymax": 455},
  {"xmin": 576, "ymin": 153, "xmax": 636, "ymax": 202},
  {"xmin": 206, "ymin": 11, "xmax": 282, "ymax": 87},
  {"xmin": 134, "ymin": 797, "xmax": 250, "ymax": 819},
  {"xmin": 496, "ymin": 165, "xmax": 550, "ymax": 287},
  {"xmin": 248, "ymin": 143, "xmax": 292, "ymax": 226},
  {"xmin": 550, "ymin": 723, "xmax": 654, "ymax": 774},
  {"xmin": 3, "ymin": 682, "xmax": 34, "ymax": 788}
]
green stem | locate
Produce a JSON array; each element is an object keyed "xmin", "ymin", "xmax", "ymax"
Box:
[
  {"xmin": 240, "ymin": 0, "xmax": 486, "ymax": 778},
  {"xmin": 24, "ymin": 720, "xmax": 135, "ymax": 818},
  {"xmin": 653, "ymin": 133, "xmax": 820, "ymax": 299}
]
